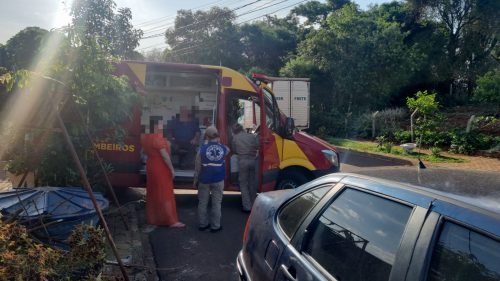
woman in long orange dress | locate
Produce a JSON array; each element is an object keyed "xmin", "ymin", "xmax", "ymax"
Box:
[{"xmin": 141, "ymin": 122, "xmax": 185, "ymax": 228}]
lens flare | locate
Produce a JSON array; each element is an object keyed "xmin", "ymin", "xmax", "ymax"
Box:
[{"xmin": 0, "ymin": 1, "xmax": 74, "ymax": 169}]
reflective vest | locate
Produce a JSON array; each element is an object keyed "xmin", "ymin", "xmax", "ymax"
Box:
[{"xmin": 199, "ymin": 142, "xmax": 227, "ymax": 184}]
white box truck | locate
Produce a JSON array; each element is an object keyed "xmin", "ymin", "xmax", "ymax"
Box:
[{"xmin": 252, "ymin": 74, "xmax": 310, "ymax": 129}]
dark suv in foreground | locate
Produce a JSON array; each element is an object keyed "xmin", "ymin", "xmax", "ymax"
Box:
[{"xmin": 237, "ymin": 173, "xmax": 500, "ymax": 281}]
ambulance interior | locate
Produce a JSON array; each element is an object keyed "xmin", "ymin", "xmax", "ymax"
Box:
[
  {"xmin": 142, "ymin": 69, "xmax": 218, "ymax": 179},
  {"xmin": 142, "ymin": 67, "xmax": 269, "ymax": 183}
]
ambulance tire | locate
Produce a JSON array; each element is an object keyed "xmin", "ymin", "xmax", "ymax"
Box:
[{"xmin": 276, "ymin": 173, "xmax": 308, "ymax": 190}]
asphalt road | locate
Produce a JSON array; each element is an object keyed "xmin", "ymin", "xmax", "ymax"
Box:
[
  {"xmin": 340, "ymin": 149, "xmax": 500, "ymax": 198},
  {"xmin": 146, "ymin": 149, "xmax": 499, "ymax": 281},
  {"xmin": 150, "ymin": 191, "xmax": 247, "ymax": 281}
]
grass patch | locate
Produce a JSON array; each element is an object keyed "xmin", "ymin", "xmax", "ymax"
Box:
[
  {"xmin": 329, "ymin": 138, "xmax": 379, "ymax": 151},
  {"xmin": 391, "ymin": 149, "xmax": 465, "ymax": 163},
  {"xmin": 329, "ymin": 138, "xmax": 466, "ymax": 163}
]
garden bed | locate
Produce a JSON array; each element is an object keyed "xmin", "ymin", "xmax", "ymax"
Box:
[{"xmin": 329, "ymin": 138, "xmax": 466, "ymax": 163}]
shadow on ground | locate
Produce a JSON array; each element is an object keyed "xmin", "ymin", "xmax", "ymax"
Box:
[
  {"xmin": 339, "ymin": 148, "xmax": 413, "ymax": 168},
  {"xmin": 149, "ymin": 192, "xmax": 247, "ymax": 281}
]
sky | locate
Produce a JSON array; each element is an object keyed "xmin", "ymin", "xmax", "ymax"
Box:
[{"xmin": 0, "ymin": 0, "xmax": 389, "ymax": 51}]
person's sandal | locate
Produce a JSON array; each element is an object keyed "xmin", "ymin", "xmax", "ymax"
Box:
[{"xmin": 170, "ymin": 222, "xmax": 186, "ymax": 228}]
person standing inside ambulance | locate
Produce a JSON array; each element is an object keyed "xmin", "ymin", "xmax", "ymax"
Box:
[
  {"xmin": 172, "ymin": 106, "xmax": 200, "ymax": 169},
  {"xmin": 141, "ymin": 119, "xmax": 185, "ymax": 228},
  {"xmin": 231, "ymin": 123, "xmax": 259, "ymax": 212}
]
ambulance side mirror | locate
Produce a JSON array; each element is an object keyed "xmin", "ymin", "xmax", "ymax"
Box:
[{"xmin": 285, "ymin": 117, "xmax": 295, "ymax": 139}]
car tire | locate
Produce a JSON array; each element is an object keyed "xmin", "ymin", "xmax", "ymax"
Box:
[{"xmin": 276, "ymin": 173, "xmax": 308, "ymax": 190}]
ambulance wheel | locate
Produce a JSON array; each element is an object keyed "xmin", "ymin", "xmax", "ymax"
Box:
[{"xmin": 277, "ymin": 173, "xmax": 308, "ymax": 190}]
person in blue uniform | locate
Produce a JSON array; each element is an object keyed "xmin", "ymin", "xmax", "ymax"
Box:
[
  {"xmin": 172, "ymin": 107, "xmax": 200, "ymax": 169},
  {"xmin": 194, "ymin": 126, "xmax": 230, "ymax": 232}
]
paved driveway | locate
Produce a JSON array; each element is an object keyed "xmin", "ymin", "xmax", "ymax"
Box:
[{"xmin": 150, "ymin": 191, "xmax": 246, "ymax": 281}]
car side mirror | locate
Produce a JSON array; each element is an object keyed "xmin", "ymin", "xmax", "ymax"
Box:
[{"xmin": 285, "ymin": 117, "xmax": 295, "ymax": 139}]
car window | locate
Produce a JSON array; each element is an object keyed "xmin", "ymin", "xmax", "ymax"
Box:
[
  {"xmin": 262, "ymin": 88, "xmax": 278, "ymax": 132},
  {"xmin": 303, "ymin": 188, "xmax": 413, "ymax": 281},
  {"xmin": 427, "ymin": 221, "xmax": 500, "ymax": 281},
  {"xmin": 278, "ymin": 185, "xmax": 331, "ymax": 239}
]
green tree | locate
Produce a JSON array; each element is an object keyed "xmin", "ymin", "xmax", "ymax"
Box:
[
  {"xmin": 2, "ymin": 27, "xmax": 49, "ymax": 70},
  {"xmin": 0, "ymin": 44, "xmax": 6, "ymax": 67},
  {"xmin": 142, "ymin": 48, "xmax": 166, "ymax": 62},
  {"xmin": 70, "ymin": 0, "xmax": 143, "ymax": 59},
  {"xmin": 474, "ymin": 68, "xmax": 500, "ymax": 105},
  {"xmin": 1, "ymin": 0, "xmax": 141, "ymax": 187},
  {"xmin": 292, "ymin": 0, "xmax": 351, "ymax": 26},
  {"xmin": 406, "ymin": 90, "xmax": 442, "ymax": 145},
  {"xmin": 111, "ymin": 7, "xmax": 144, "ymax": 59},
  {"xmin": 292, "ymin": 1, "xmax": 332, "ymax": 26},
  {"xmin": 406, "ymin": 90, "xmax": 439, "ymax": 115},
  {"xmin": 282, "ymin": 3, "xmax": 420, "ymax": 136},
  {"xmin": 407, "ymin": 0, "xmax": 500, "ymax": 99},
  {"xmin": 164, "ymin": 7, "xmax": 243, "ymax": 69},
  {"xmin": 240, "ymin": 17, "xmax": 299, "ymax": 75}
]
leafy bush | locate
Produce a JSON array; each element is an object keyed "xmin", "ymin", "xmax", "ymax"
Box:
[
  {"xmin": 0, "ymin": 221, "xmax": 106, "ymax": 280},
  {"xmin": 316, "ymin": 126, "xmax": 328, "ymax": 138},
  {"xmin": 310, "ymin": 109, "xmax": 345, "ymax": 137},
  {"xmin": 382, "ymin": 142, "xmax": 393, "ymax": 153},
  {"xmin": 352, "ymin": 112, "xmax": 373, "ymax": 138},
  {"xmin": 58, "ymin": 224, "xmax": 107, "ymax": 279},
  {"xmin": 449, "ymin": 131, "xmax": 495, "ymax": 155},
  {"xmin": 477, "ymin": 134, "xmax": 500, "ymax": 150},
  {"xmin": 474, "ymin": 116, "xmax": 500, "ymax": 135},
  {"xmin": 419, "ymin": 130, "xmax": 453, "ymax": 147},
  {"xmin": 353, "ymin": 108, "xmax": 407, "ymax": 139},
  {"xmin": 449, "ymin": 133, "xmax": 477, "ymax": 155},
  {"xmin": 474, "ymin": 68, "xmax": 500, "ymax": 106},
  {"xmin": 376, "ymin": 108, "xmax": 407, "ymax": 134},
  {"xmin": 0, "ymin": 222, "xmax": 60, "ymax": 279},
  {"xmin": 394, "ymin": 130, "xmax": 412, "ymax": 144},
  {"xmin": 430, "ymin": 146, "xmax": 441, "ymax": 157},
  {"xmin": 376, "ymin": 135, "xmax": 393, "ymax": 153},
  {"xmin": 406, "ymin": 90, "xmax": 446, "ymax": 147}
]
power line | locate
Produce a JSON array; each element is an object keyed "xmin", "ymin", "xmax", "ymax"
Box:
[
  {"xmin": 232, "ymin": 0, "xmax": 289, "ymax": 23},
  {"xmin": 135, "ymin": 0, "xmax": 229, "ymax": 28},
  {"xmin": 139, "ymin": 42, "xmax": 168, "ymax": 51},
  {"xmin": 140, "ymin": 0, "xmax": 282, "ymax": 45},
  {"xmin": 140, "ymin": 0, "xmax": 244, "ymax": 35},
  {"xmin": 143, "ymin": 0, "xmax": 285, "ymax": 51},
  {"xmin": 141, "ymin": 0, "xmax": 263, "ymax": 40},
  {"xmin": 237, "ymin": 0, "xmax": 307, "ymax": 24},
  {"xmin": 166, "ymin": 0, "xmax": 309, "ymax": 56},
  {"xmin": 139, "ymin": 0, "xmax": 308, "ymax": 53}
]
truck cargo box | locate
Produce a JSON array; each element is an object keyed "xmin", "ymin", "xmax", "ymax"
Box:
[{"xmin": 268, "ymin": 78, "xmax": 310, "ymax": 129}]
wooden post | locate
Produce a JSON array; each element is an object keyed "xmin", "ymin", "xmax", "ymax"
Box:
[
  {"xmin": 55, "ymin": 109, "xmax": 130, "ymax": 281},
  {"xmin": 410, "ymin": 109, "xmax": 418, "ymax": 143},
  {"xmin": 466, "ymin": 115, "xmax": 476, "ymax": 133},
  {"xmin": 69, "ymin": 101, "xmax": 130, "ymax": 230},
  {"xmin": 372, "ymin": 111, "xmax": 379, "ymax": 139}
]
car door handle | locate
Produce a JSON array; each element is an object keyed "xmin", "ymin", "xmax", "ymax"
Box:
[
  {"xmin": 280, "ymin": 264, "xmax": 297, "ymax": 281},
  {"xmin": 263, "ymin": 139, "xmax": 272, "ymax": 144}
]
